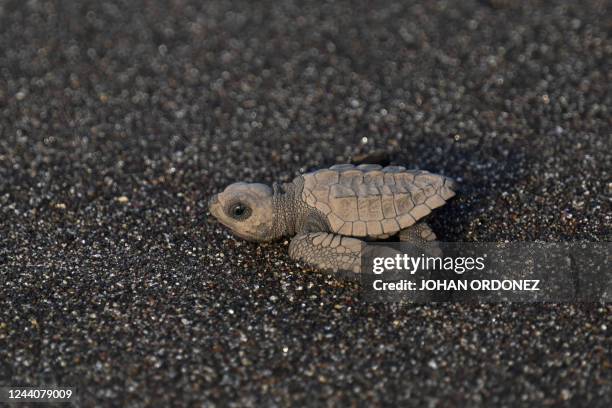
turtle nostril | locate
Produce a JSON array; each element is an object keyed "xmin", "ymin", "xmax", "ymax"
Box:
[{"xmin": 208, "ymin": 194, "xmax": 219, "ymax": 209}]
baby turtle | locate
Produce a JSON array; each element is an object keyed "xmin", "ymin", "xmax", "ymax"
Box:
[{"xmin": 208, "ymin": 164, "xmax": 456, "ymax": 274}]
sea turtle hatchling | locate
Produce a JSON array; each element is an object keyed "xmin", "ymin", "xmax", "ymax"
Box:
[{"xmin": 208, "ymin": 164, "xmax": 456, "ymax": 274}]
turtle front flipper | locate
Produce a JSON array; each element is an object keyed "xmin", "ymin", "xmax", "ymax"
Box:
[{"xmin": 289, "ymin": 233, "xmax": 364, "ymax": 274}]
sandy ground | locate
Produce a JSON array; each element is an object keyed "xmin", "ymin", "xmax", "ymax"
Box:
[{"xmin": 0, "ymin": 0, "xmax": 610, "ymax": 406}]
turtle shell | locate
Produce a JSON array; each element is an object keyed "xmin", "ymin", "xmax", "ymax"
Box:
[{"xmin": 299, "ymin": 164, "xmax": 456, "ymax": 238}]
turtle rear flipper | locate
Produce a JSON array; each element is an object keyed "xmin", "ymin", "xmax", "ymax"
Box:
[{"xmin": 398, "ymin": 222, "xmax": 442, "ymax": 257}]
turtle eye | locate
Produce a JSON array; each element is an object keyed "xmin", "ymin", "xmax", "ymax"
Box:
[{"xmin": 229, "ymin": 202, "xmax": 251, "ymax": 220}]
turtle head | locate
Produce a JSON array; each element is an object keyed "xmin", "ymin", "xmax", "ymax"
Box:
[{"xmin": 208, "ymin": 182, "xmax": 276, "ymax": 242}]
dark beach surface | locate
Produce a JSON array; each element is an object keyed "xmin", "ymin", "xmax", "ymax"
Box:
[{"xmin": 0, "ymin": 0, "xmax": 610, "ymax": 406}]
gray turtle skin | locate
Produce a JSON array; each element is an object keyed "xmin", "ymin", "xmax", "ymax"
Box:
[{"xmin": 208, "ymin": 164, "xmax": 456, "ymax": 274}]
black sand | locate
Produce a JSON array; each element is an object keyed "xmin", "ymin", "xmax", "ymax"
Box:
[{"xmin": 0, "ymin": 0, "xmax": 610, "ymax": 406}]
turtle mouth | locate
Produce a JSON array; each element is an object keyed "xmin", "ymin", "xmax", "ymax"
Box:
[{"xmin": 228, "ymin": 228, "xmax": 255, "ymax": 241}]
